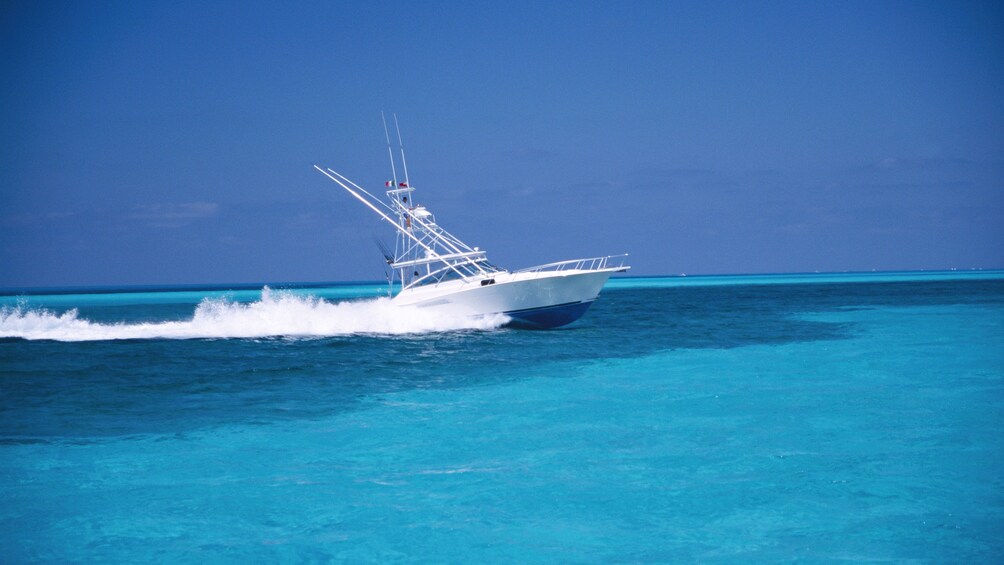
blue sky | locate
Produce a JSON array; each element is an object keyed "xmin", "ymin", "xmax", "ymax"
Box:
[{"xmin": 2, "ymin": 0, "xmax": 1002, "ymax": 287}]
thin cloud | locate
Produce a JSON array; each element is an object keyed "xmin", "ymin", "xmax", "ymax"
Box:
[
  {"xmin": 0, "ymin": 210, "xmax": 76, "ymax": 227},
  {"xmin": 129, "ymin": 202, "xmax": 219, "ymax": 228},
  {"xmin": 866, "ymin": 156, "xmax": 976, "ymax": 172},
  {"xmin": 499, "ymin": 148, "xmax": 559, "ymax": 161},
  {"xmin": 130, "ymin": 202, "xmax": 218, "ymax": 220}
]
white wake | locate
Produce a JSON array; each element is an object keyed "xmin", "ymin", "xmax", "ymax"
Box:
[{"xmin": 0, "ymin": 287, "xmax": 508, "ymax": 342}]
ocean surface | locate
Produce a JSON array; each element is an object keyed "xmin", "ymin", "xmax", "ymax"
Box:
[{"xmin": 1, "ymin": 272, "xmax": 1002, "ymax": 562}]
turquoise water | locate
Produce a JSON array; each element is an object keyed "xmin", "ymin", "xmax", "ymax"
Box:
[{"xmin": 1, "ymin": 272, "xmax": 1002, "ymax": 561}]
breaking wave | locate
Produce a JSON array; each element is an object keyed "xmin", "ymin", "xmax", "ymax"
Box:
[{"xmin": 0, "ymin": 287, "xmax": 508, "ymax": 342}]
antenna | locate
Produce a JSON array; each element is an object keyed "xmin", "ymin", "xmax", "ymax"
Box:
[
  {"xmin": 381, "ymin": 111, "xmax": 398, "ymax": 187},
  {"xmin": 394, "ymin": 113, "xmax": 410, "ymax": 186}
]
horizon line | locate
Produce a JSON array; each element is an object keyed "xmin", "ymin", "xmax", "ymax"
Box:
[{"xmin": 2, "ymin": 267, "xmax": 1002, "ymax": 297}]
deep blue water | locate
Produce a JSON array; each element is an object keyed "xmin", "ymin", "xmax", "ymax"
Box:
[{"xmin": 1, "ymin": 273, "xmax": 1003, "ymax": 562}]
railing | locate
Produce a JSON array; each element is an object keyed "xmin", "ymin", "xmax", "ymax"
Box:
[
  {"xmin": 392, "ymin": 250, "xmax": 486, "ymax": 270},
  {"xmin": 513, "ymin": 254, "xmax": 630, "ymax": 275}
]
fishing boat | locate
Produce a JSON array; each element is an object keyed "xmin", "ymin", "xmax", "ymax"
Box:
[{"xmin": 314, "ymin": 117, "xmax": 628, "ymax": 329}]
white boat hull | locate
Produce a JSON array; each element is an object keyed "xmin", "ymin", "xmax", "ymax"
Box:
[{"xmin": 392, "ymin": 269, "xmax": 618, "ymax": 328}]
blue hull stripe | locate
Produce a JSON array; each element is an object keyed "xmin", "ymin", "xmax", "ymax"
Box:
[{"xmin": 503, "ymin": 300, "xmax": 595, "ymax": 329}]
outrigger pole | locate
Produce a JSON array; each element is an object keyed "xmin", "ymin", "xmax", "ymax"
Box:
[
  {"xmin": 381, "ymin": 112, "xmax": 399, "ymax": 188},
  {"xmin": 314, "ymin": 165, "xmax": 474, "ymax": 284},
  {"xmin": 314, "ymin": 166, "xmax": 423, "ymax": 249},
  {"xmin": 324, "ymin": 165, "xmax": 473, "ymax": 259},
  {"xmin": 394, "ymin": 113, "xmax": 410, "ymax": 187}
]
